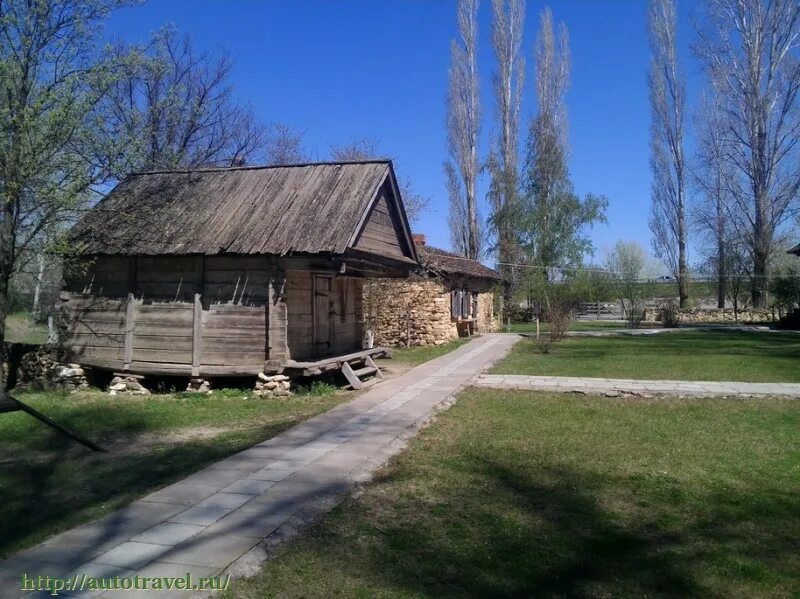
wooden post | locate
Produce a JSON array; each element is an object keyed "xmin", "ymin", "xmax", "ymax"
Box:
[
  {"xmin": 266, "ymin": 268, "xmax": 288, "ymax": 371},
  {"xmin": 192, "ymin": 255, "xmax": 205, "ymax": 377},
  {"xmin": 536, "ymin": 317, "xmax": 540, "ymax": 339},
  {"xmin": 123, "ymin": 257, "xmax": 137, "ymax": 370}
]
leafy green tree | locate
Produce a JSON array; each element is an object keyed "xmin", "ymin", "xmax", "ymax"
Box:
[
  {"xmin": 518, "ymin": 8, "xmax": 607, "ymax": 310},
  {"xmin": 0, "ymin": 0, "xmax": 129, "ymax": 393}
]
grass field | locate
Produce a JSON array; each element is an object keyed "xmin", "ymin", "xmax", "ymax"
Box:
[
  {"xmin": 0, "ymin": 388, "xmax": 345, "ymax": 557},
  {"xmin": 228, "ymin": 389, "xmax": 800, "ymax": 598},
  {"xmin": 491, "ymin": 329, "xmax": 800, "ymax": 382},
  {"xmin": 502, "ymin": 320, "xmax": 628, "ymax": 334},
  {"xmin": 5, "ymin": 312, "xmax": 48, "ymax": 344},
  {"xmin": 384, "ymin": 338, "xmax": 470, "ymax": 365}
]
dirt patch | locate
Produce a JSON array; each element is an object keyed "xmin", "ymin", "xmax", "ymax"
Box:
[
  {"xmin": 375, "ymin": 359, "xmax": 415, "ymax": 378},
  {"xmin": 2, "ymin": 425, "xmax": 235, "ymax": 466},
  {"xmin": 102, "ymin": 426, "xmax": 231, "ymax": 456}
]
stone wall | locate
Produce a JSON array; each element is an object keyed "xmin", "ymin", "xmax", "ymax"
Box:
[
  {"xmin": 15, "ymin": 345, "xmax": 89, "ymax": 391},
  {"xmin": 363, "ymin": 278, "xmax": 498, "ymax": 347},
  {"xmin": 476, "ymin": 292, "xmax": 500, "ymax": 333},
  {"xmin": 645, "ymin": 307, "xmax": 776, "ymax": 323}
]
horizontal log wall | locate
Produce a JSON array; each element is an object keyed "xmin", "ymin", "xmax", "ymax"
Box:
[
  {"xmin": 63, "ymin": 256, "xmax": 365, "ymax": 375},
  {"xmin": 64, "ymin": 256, "xmax": 270, "ymax": 375}
]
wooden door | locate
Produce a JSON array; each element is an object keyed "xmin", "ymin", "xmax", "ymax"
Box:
[{"xmin": 313, "ymin": 275, "xmax": 332, "ymax": 355}]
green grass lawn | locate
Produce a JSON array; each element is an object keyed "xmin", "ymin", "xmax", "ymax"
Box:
[
  {"xmin": 491, "ymin": 329, "xmax": 800, "ymax": 382},
  {"xmin": 503, "ymin": 320, "xmax": 629, "ymax": 334},
  {"xmin": 384, "ymin": 338, "xmax": 471, "ymax": 365},
  {"xmin": 5, "ymin": 311, "xmax": 48, "ymax": 344},
  {"xmin": 0, "ymin": 388, "xmax": 345, "ymax": 557},
  {"xmin": 227, "ymin": 389, "xmax": 800, "ymax": 598}
]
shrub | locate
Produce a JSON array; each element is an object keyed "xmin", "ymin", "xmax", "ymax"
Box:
[
  {"xmin": 658, "ymin": 301, "xmax": 680, "ymax": 328},
  {"xmin": 546, "ymin": 304, "xmax": 573, "ymax": 342},
  {"xmin": 294, "ymin": 381, "xmax": 337, "ymax": 397},
  {"xmin": 535, "ymin": 304, "xmax": 573, "ymax": 354},
  {"xmin": 776, "ymin": 308, "xmax": 800, "ymax": 331},
  {"xmin": 624, "ymin": 305, "xmax": 646, "ymax": 328}
]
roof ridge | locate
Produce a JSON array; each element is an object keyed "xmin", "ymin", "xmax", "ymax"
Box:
[{"xmin": 130, "ymin": 159, "xmax": 392, "ymax": 177}]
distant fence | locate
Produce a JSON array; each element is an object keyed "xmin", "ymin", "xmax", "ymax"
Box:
[{"xmin": 576, "ymin": 301, "xmax": 622, "ymax": 320}]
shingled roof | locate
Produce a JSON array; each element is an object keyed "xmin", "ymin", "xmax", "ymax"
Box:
[
  {"xmin": 71, "ymin": 160, "xmax": 416, "ymax": 260},
  {"xmin": 417, "ymin": 244, "xmax": 500, "ymax": 281}
]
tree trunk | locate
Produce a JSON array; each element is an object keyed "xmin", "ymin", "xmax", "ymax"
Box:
[
  {"xmin": 751, "ymin": 245, "xmax": 769, "ymax": 308},
  {"xmin": 677, "ymin": 231, "xmax": 688, "ymax": 308},
  {"xmin": 717, "ymin": 237, "xmax": 726, "ymax": 309},
  {"xmin": 502, "ymin": 272, "xmax": 514, "ymax": 319},
  {"xmin": 0, "ymin": 216, "xmax": 14, "ymax": 392},
  {"xmin": 32, "ymin": 253, "xmax": 46, "ymax": 321}
]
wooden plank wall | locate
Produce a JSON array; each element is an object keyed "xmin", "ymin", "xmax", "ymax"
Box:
[
  {"xmin": 132, "ymin": 256, "xmax": 196, "ymax": 367},
  {"xmin": 353, "ymin": 185, "xmax": 409, "ymax": 260},
  {"xmin": 286, "ymin": 270, "xmax": 314, "ymax": 360},
  {"xmin": 202, "ymin": 256, "xmax": 267, "ymax": 367},
  {"xmin": 64, "ymin": 256, "xmax": 129, "ymax": 298},
  {"xmin": 331, "ymin": 277, "xmax": 363, "ymax": 354},
  {"xmin": 285, "ymin": 271, "xmax": 363, "ymax": 360},
  {"xmin": 63, "ymin": 295, "xmax": 127, "ymax": 366},
  {"xmin": 64, "ymin": 257, "xmax": 363, "ymax": 373}
]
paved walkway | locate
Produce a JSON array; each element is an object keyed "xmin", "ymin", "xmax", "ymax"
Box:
[
  {"xmin": 0, "ymin": 334, "xmax": 518, "ymax": 598},
  {"xmin": 475, "ymin": 374, "xmax": 800, "ymax": 398}
]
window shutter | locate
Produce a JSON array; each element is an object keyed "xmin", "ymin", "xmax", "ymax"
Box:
[
  {"xmin": 461, "ymin": 290, "xmax": 469, "ymax": 319},
  {"xmin": 451, "ymin": 290, "xmax": 459, "ymax": 319}
]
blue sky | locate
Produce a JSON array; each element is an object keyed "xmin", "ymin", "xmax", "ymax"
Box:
[{"xmin": 105, "ymin": 0, "xmax": 702, "ymax": 265}]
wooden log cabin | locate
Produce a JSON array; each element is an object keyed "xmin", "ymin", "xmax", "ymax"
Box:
[{"xmin": 61, "ymin": 160, "xmax": 418, "ymax": 384}]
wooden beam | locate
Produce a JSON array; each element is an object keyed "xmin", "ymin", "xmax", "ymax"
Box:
[
  {"xmin": 265, "ymin": 268, "xmax": 288, "ymax": 371},
  {"xmin": 341, "ymin": 362, "xmax": 363, "ymax": 390},
  {"xmin": 192, "ymin": 255, "xmax": 205, "ymax": 376},
  {"xmin": 123, "ymin": 257, "xmax": 137, "ymax": 369}
]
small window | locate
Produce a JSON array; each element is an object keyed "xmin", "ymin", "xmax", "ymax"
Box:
[{"xmin": 451, "ymin": 288, "xmax": 477, "ymax": 320}]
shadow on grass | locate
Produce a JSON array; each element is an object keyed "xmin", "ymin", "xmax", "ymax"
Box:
[
  {"xmin": 0, "ymin": 416, "xmax": 307, "ymax": 558},
  {"xmin": 257, "ymin": 455, "xmax": 800, "ymax": 597}
]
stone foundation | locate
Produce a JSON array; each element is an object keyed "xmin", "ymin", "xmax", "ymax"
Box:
[
  {"xmin": 186, "ymin": 378, "xmax": 212, "ymax": 394},
  {"xmin": 16, "ymin": 346, "xmax": 88, "ymax": 392},
  {"xmin": 363, "ymin": 278, "xmax": 498, "ymax": 347},
  {"xmin": 108, "ymin": 375, "xmax": 151, "ymax": 396},
  {"xmin": 254, "ymin": 373, "xmax": 291, "ymax": 397}
]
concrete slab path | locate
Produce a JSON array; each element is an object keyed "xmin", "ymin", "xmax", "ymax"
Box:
[
  {"xmin": 475, "ymin": 374, "xmax": 800, "ymax": 398},
  {"xmin": 0, "ymin": 334, "xmax": 518, "ymax": 598}
]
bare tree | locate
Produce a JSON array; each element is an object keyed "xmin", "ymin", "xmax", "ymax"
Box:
[
  {"xmin": 329, "ymin": 137, "xmax": 429, "ymax": 225},
  {"xmin": 488, "ymin": 0, "xmax": 525, "ymax": 313},
  {"xmin": 698, "ymin": 0, "xmax": 800, "ymax": 307},
  {"xmin": 264, "ymin": 123, "xmax": 308, "ymax": 165},
  {"xmin": 330, "ymin": 137, "xmax": 382, "ymax": 162},
  {"xmin": 693, "ymin": 88, "xmax": 734, "ymax": 308},
  {"xmin": 445, "ymin": 0, "xmax": 482, "ymax": 259},
  {"xmin": 100, "ymin": 28, "xmax": 267, "ymax": 176},
  {"xmin": 648, "ymin": 0, "xmax": 689, "ymax": 308}
]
